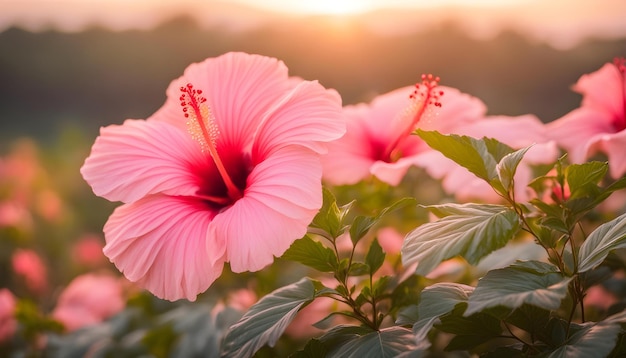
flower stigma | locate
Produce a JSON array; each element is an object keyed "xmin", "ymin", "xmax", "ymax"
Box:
[
  {"xmin": 180, "ymin": 83, "xmax": 243, "ymax": 203},
  {"xmin": 386, "ymin": 74, "xmax": 443, "ymax": 161}
]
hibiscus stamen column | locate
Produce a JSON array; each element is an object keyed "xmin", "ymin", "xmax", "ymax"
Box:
[
  {"xmin": 385, "ymin": 74, "xmax": 442, "ymax": 159},
  {"xmin": 180, "ymin": 83, "xmax": 243, "ymax": 202}
]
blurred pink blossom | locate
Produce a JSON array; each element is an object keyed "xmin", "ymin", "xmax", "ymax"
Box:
[
  {"xmin": 376, "ymin": 227, "xmax": 404, "ymax": 255},
  {"xmin": 80, "ymin": 52, "xmax": 345, "ymax": 301},
  {"xmin": 415, "ymin": 115, "xmax": 559, "ymax": 203},
  {"xmin": 71, "ymin": 234, "xmax": 107, "ymax": 267},
  {"xmin": 0, "ymin": 289, "xmax": 17, "ymax": 343},
  {"xmin": 548, "ymin": 58, "xmax": 626, "ymax": 179},
  {"xmin": 0, "ymin": 201, "xmax": 32, "ymax": 229},
  {"xmin": 12, "ymin": 249, "xmax": 48, "ymax": 294},
  {"xmin": 51, "ymin": 274, "xmax": 125, "ymax": 332},
  {"xmin": 322, "ymin": 78, "xmax": 486, "ymax": 186}
]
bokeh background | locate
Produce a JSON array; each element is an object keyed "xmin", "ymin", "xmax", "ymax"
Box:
[{"xmin": 0, "ymin": 0, "xmax": 625, "ymax": 354}]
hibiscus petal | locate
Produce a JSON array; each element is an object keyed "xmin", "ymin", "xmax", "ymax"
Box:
[
  {"xmin": 252, "ymin": 80, "xmax": 344, "ymax": 158},
  {"xmin": 81, "ymin": 120, "xmax": 204, "ymax": 203},
  {"xmin": 587, "ymin": 130, "xmax": 626, "ymax": 179},
  {"xmin": 103, "ymin": 195, "xmax": 224, "ymax": 301},
  {"xmin": 216, "ymin": 146, "xmax": 322, "ymax": 272},
  {"xmin": 150, "ymin": 52, "xmax": 295, "ymax": 150},
  {"xmin": 548, "ymin": 107, "xmax": 616, "ymax": 163},
  {"xmin": 575, "ymin": 62, "xmax": 625, "ymax": 119}
]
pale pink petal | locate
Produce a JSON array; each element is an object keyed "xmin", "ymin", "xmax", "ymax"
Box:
[
  {"xmin": 252, "ymin": 80, "xmax": 344, "ymax": 158},
  {"xmin": 103, "ymin": 195, "xmax": 225, "ymax": 301},
  {"xmin": 217, "ymin": 146, "xmax": 322, "ymax": 272},
  {"xmin": 81, "ymin": 120, "xmax": 203, "ymax": 203},
  {"xmin": 548, "ymin": 108, "xmax": 616, "ymax": 163},
  {"xmin": 587, "ymin": 130, "xmax": 626, "ymax": 178},
  {"xmin": 575, "ymin": 62, "xmax": 625, "ymax": 119},
  {"xmin": 150, "ymin": 52, "xmax": 294, "ymax": 149},
  {"xmin": 370, "ymin": 157, "xmax": 416, "ymax": 186},
  {"xmin": 419, "ymin": 86, "xmax": 487, "ymax": 133},
  {"xmin": 321, "ymin": 106, "xmax": 379, "ymax": 185}
]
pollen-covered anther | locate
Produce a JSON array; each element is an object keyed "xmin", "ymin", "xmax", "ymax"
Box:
[{"xmin": 180, "ymin": 83, "xmax": 219, "ymax": 151}]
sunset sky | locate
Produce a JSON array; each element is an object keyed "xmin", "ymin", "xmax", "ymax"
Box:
[{"xmin": 1, "ymin": 0, "xmax": 626, "ymax": 48}]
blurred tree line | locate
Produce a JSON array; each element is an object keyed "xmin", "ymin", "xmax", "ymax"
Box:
[{"xmin": 0, "ymin": 14, "xmax": 624, "ymax": 144}]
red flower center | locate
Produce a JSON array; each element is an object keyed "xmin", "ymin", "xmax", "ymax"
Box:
[{"xmin": 180, "ymin": 83, "xmax": 246, "ymax": 207}]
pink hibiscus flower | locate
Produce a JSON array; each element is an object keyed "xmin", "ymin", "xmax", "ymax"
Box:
[
  {"xmin": 414, "ymin": 115, "xmax": 559, "ymax": 203},
  {"xmin": 81, "ymin": 52, "xmax": 344, "ymax": 301},
  {"xmin": 52, "ymin": 274, "xmax": 125, "ymax": 331},
  {"xmin": 548, "ymin": 58, "xmax": 626, "ymax": 179},
  {"xmin": 321, "ymin": 75, "xmax": 486, "ymax": 185}
]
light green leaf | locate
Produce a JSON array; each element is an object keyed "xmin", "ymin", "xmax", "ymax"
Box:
[
  {"xmin": 220, "ymin": 278, "xmax": 317, "ymax": 358},
  {"xmin": 465, "ymin": 263, "xmax": 572, "ymax": 316},
  {"xmin": 578, "ymin": 212, "xmax": 626, "ymax": 273},
  {"xmin": 282, "ymin": 236, "xmax": 338, "ymax": 272},
  {"xmin": 327, "ymin": 326, "xmax": 417, "ymax": 358},
  {"xmin": 402, "ymin": 203, "xmax": 520, "ymax": 276},
  {"xmin": 413, "ymin": 283, "xmax": 474, "ymax": 344},
  {"xmin": 496, "ymin": 145, "xmax": 532, "ymax": 194},
  {"xmin": 545, "ymin": 311, "xmax": 626, "ymax": 358},
  {"xmin": 310, "ymin": 187, "xmax": 353, "ymax": 239}
]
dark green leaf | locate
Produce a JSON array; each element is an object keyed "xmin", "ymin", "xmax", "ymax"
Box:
[
  {"xmin": 544, "ymin": 310, "xmax": 626, "ymax": 358},
  {"xmin": 290, "ymin": 339, "xmax": 328, "ymax": 358},
  {"xmin": 578, "ymin": 212, "xmax": 626, "ymax": 273},
  {"xmin": 413, "ymin": 283, "xmax": 474, "ymax": 344},
  {"xmin": 317, "ymin": 325, "xmax": 375, "ymax": 350},
  {"xmin": 466, "ymin": 263, "xmax": 572, "ymax": 315},
  {"xmin": 221, "ymin": 278, "xmax": 318, "ymax": 358},
  {"xmin": 402, "ymin": 203, "xmax": 520, "ymax": 276},
  {"xmin": 282, "ymin": 236, "xmax": 338, "ymax": 272},
  {"xmin": 326, "ymin": 326, "xmax": 418, "ymax": 358},
  {"xmin": 366, "ymin": 239, "xmax": 385, "ymax": 275},
  {"xmin": 436, "ymin": 304, "xmax": 503, "ymax": 351}
]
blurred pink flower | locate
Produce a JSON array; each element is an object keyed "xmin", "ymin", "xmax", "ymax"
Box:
[
  {"xmin": 52, "ymin": 274, "xmax": 125, "ymax": 332},
  {"xmin": 415, "ymin": 115, "xmax": 559, "ymax": 203},
  {"xmin": 0, "ymin": 289, "xmax": 17, "ymax": 343},
  {"xmin": 322, "ymin": 77, "xmax": 486, "ymax": 185},
  {"xmin": 81, "ymin": 52, "xmax": 344, "ymax": 301},
  {"xmin": 0, "ymin": 201, "xmax": 32, "ymax": 229},
  {"xmin": 12, "ymin": 249, "xmax": 48, "ymax": 294},
  {"xmin": 376, "ymin": 227, "xmax": 404, "ymax": 255},
  {"xmin": 72, "ymin": 234, "xmax": 107, "ymax": 267},
  {"xmin": 548, "ymin": 58, "xmax": 626, "ymax": 179}
]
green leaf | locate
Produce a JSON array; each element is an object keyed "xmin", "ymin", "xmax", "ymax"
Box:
[
  {"xmin": 402, "ymin": 203, "xmax": 520, "ymax": 276},
  {"xmin": 282, "ymin": 236, "xmax": 338, "ymax": 272},
  {"xmin": 465, "ymin": 263, "xmax": 572, "ymax": 316},
  {"xmin": 578, "ymin": 212, "xmax": 626, "ymax": 273},
  {"xmin": 435, "ymin": 303, "xmax": 503, "ymax": 351},
  {"xmin": 349, "ymin": 197, "xmax": 416, "ymax": 245},
  {"xmin": 348, "ymin": 262, "xmax": 370, "ymax": 276},
  {"xmin": 290, "ymin": 339, "xmax": 329, "ymax": 358},
  {"xmin": 221, "ymin": 278, "xmax": 318, "ymax": 358},
  {"xmin": 417, "ymin": 129, "xmax": 511, "ymax": 183},
  {"xmin": 544, "ymin": 311, "xmax": 626, "ymax": 358},
  {"xmin": 365, "ymin": 239, "xmax": 385, "ymax": 275},
  {"xmin": 413, "ymin": 283, "xmax": 474, "ymax": 344},
  {"xmin": 310, "ymin": 188, "xmax": 353, "ymax": 239},
  {"xmin": 496, "ymin": 145, "xmax": 532, "ymax": 194},
  {"xmin": 326, "ymin": 326, "xmax": 418, "ymax": 358},
  {"xmin": 565, "ymin": 161, "xmax": 608, "ymax": 199}
]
